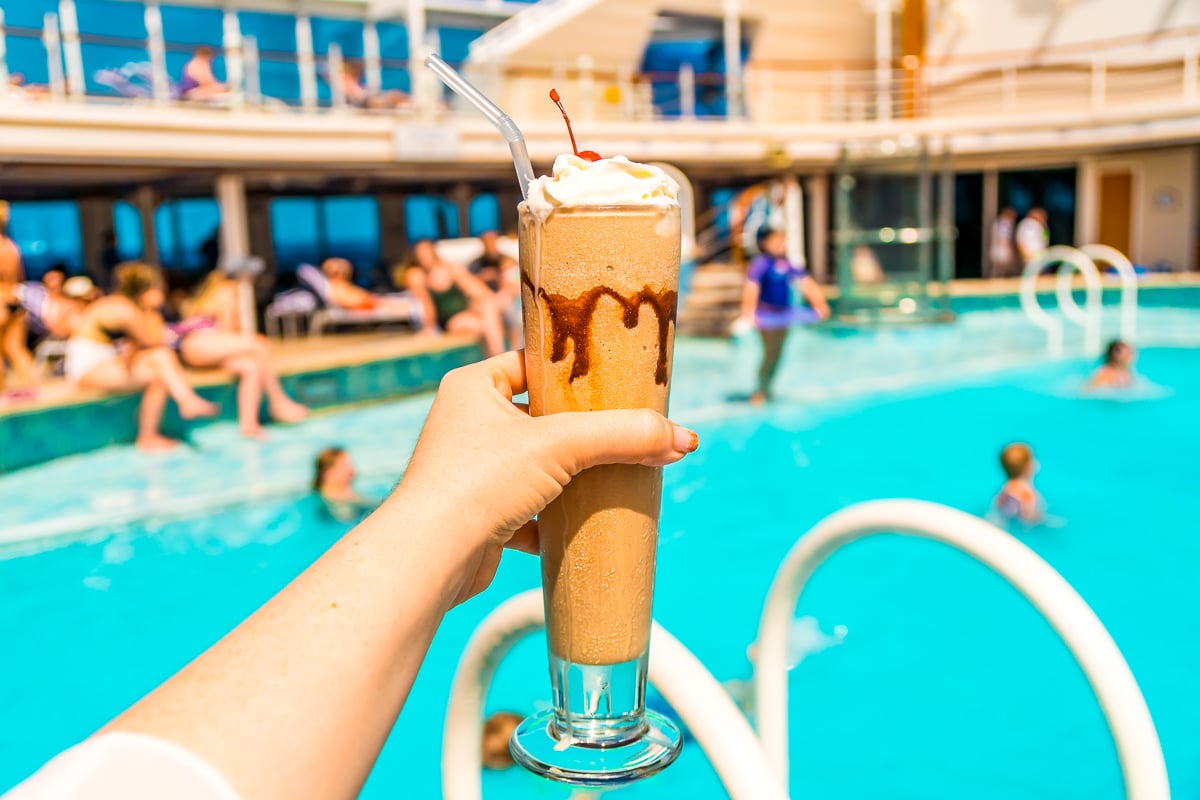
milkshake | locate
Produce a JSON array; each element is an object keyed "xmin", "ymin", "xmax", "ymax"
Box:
[{"xmin": 511, "ymin": 153, "xmax": 684, "ymax": 784}]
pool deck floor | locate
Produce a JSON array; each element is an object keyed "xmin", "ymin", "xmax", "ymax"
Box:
[{"xmin": 0, "ymin": 331, "xmax": 477, "ymax": 419}]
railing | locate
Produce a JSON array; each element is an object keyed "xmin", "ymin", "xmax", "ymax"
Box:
[
  {"xmin": 442, "ymin": 498, "xmax": 1167, "ymax": 799},
  {"xmin": 752, "ymin": 499, "xmax": 1169, "ymax": 799},
  {"xmin": 1, "ymin": 11, "xmax": 1198, "ymax": 131},
  {"xmin": 1020, "ymin": 244, "xmax": 1138, "ymax": 358}
]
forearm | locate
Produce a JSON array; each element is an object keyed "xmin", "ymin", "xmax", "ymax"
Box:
[
  {"xmin": 740, "ymin": 281, "xmax": 759, "ymax": 319},
  {"xmin": 103, "ymin": 488, "xmax": 470, "ymax": 800}
]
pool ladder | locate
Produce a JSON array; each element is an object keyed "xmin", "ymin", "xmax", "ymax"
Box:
[
  {"xmin": 1019, "ymin": 244, "xmax": 1138, "ymax": 358},
  {"xmin": 441, "ymin": 500, "xmax": 1168, "ymax": 800}
]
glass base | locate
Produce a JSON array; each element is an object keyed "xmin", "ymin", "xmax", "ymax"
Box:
[{"xmin": 509, "ymin": 708, "xmax": 682, "ymax": 787}]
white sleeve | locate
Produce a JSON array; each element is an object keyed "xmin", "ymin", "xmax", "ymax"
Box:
[{"xmin": 4, "ymin": 733, "xmax": 239, "ymax": 800}]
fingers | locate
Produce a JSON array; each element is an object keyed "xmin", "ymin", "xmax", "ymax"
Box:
[
  {"xmin": 479, "ymin": 350, "xmax": 527, "ymax": 399},
  {"xmin": 505, "ymin": 520, "xmax": 539, "ymax": 555},
  {"xmin": 542, "ymin": 408, "xmax": 699, "ymax": 472}
]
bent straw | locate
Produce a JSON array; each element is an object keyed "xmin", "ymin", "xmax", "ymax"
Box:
[{"xmin": 424, "ymin": 54, "xmax": 535, "ymax": 200}]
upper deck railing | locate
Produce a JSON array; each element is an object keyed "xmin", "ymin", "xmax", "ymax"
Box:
[{"xmin": 1, "ymin": 8, "xmax": 1197, "ymax": 158}]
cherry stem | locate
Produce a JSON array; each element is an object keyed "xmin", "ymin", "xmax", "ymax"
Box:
[{"xmin": 549, "ymin": 88, "xmax": 581, "ymax": 157}]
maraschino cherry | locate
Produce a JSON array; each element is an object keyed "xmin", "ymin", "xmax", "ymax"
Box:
[{"xmin": 549, "ymin": 89, "xmax": 601, "ymax": 162}]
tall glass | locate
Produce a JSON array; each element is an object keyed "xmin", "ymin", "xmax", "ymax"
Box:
[{"xmin": 510, "ymin": 203, "xmax": 683, "ymax": 785}]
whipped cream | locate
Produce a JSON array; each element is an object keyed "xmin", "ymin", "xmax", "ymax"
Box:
[{"xmin": 525, "ymin": 154, "xmax": 679, "ymax": 216}]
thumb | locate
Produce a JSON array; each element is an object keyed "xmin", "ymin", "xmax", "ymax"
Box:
[{"xmin": 538, "ymin": 408, "xmax": 699, "ymax": 473}]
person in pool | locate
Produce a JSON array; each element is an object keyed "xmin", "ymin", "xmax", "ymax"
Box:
[
  {"xmin": 1087, "ymin": 339, "xmax": 1136, "ymax": 390},
  {"xmin": 7, "ymin": 351, "xmax": 700, "ymax": 799},
  {"xmin": 313, "ymin": 446, "xmax": 374, "ymax": 522},
  {"xmin": 737, "ymin": 227, "xmax": 831, "ymax": 405},
  {"xmin": 994, "ymin": 442, "xmax": 1043, "ymax": 525},
  {"xmin": 481, "ymin": 711, "xmax": 523, "ymax": 770},
  {"xmin": 404, "ymin": 239, "xmax": 505, "ymax": 357}
]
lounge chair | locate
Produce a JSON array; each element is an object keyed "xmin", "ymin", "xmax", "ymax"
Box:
[
  {"xmin": 264, "ymin": 288, "xmax": 319, "ymax": 339},
  {"xmin": 15, "ymin": 282, "xmax": 67, "ymax": 375},
  {"xmin": 294, "ymin": 263, "xmax": 421, "ymax": 336}
]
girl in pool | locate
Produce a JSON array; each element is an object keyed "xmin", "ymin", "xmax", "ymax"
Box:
[
  {"xmin": 312, "ymin": 446, "xmax": 374, "ymax": 522},
  {"xmin": 737, "ymin": 227, "xmax": 830, "ymax": 404},
  {"xmin": 1087, "ymin": 339, "xmax": 1135, "ymax": 389}
]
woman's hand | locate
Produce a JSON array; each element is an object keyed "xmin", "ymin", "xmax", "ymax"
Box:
[{"xmin": 392, "ymin": 351, "xmax": 698, "ymax": 605}]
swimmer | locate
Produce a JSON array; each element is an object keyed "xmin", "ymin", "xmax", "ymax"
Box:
[
  {"xmin": 481, "ymin": 711, "xmax": 523, "ymax": 770},
  {"xmin": 736, "ymin": 227, "xmax": 830, "ymax": 405},
  {"xmin": 994, "ymin": 442, "xmax": 1043, "ymax": 525},
  {"xmin": 313, "ymin": 446, "xmax": 374, "ymax": 522},
  {"xmin": 1087, "ymin": 339, "xmax": 1135, "ymax": 390}
]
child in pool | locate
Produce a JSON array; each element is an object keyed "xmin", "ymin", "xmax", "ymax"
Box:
[
  {"xmin": 481, "ymin": 711, "xmax": 523, "ymax": 770},
  {"xmin": 995, "ymin": 442, "xmax": 1043, "ymax": 525},
  {"xmin": 313, "ymin": 447, "xmax": 375, "ymax": 523},
  {"xmin": 1088, "ymin": 339, "xmax": 1135, "ymax": 389}
]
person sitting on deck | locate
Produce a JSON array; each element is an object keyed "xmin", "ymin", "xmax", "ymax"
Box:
[
  {"xmin": 65, "ymin": 262, "xmax": 219, "ymax": 452},
  {"xmin": 403, "ymin": 240, "xmax": 505, "ymax": 357},
  {"xmin": 0, "ymin": 201, "xmax": 37, "ymax": 397},
  {"xmin": 320, "ymin": 258, "xmax": 415, "ymax": 316},
  {"xmin": 469, "ymin": 230, "xmax": 523, "ymax": 348},
  {"xmin": 1087, "ymin": 339, "xmax": 1136, "ymax": 390},
  {"xmin": 178, "ymin": 45, "xmax": 228, "ymax": 102},
  {"xmin": 994, "ymin": 442, "xmax": 1044, "ymax": 525},
  {"xmin": 338, "ymin": 60, "xmax": 409, "ymax": 110}
]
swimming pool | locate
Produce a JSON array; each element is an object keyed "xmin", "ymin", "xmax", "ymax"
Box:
[{"xmin": 2, "ymin": 304, "xmax": 1199, "ymax": 798}]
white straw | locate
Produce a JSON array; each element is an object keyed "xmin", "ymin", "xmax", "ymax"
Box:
[{"xmin": 424, "ymin": 54, "xmax": 535, "ymax": 200}]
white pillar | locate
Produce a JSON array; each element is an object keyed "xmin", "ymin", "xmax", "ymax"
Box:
[
  {"xmin": 0, "ymin": 9, "xmax": 10, "ymax": 97},
  {"xmin": 407, "ymin": 0, "xmax": 426, "ymax": 107},
  {"xmin": 1075, "ymin": 157, "xmax": 1099, "ymax": 247},
  {"xmin": 328, "ymin": 43, "xmax": 345, "ymax": 108},
  {"xmin": 804, "ymin": 173, "xmax": 830, "ymax": 283},
  {"xmin": 722, "ymin": 0, "xmax": 742, "ymax": 117},
  {"xmin": 874, "ymin": 0, "xmax": 894, "ymax": 121},
  {"xmin": 679, "ymin": 62, "xmax": 696, "ymax": 119},
  {"xmin": 43, "ymin": 13, "xmax": 65, "ymax": 100},
  {"xmin": 982, "ymin": 168, "xmax": 999, "ymax": 277},
  {"xmin": 215, "ymin": 174, "xmax": 256, "ymax": 335},
  {"xmin": 243, "ymin": 35, "xmax": 261, "ymax": 105},
  {"xmin": 131, "ymin": 185, "xmax": 159, "ymax": 265},
  {"xmin": 58, "ymin": 0, "xmax": 85, "ymax": 98},
  {"xmin": 144, "ymin": 1, "xmax": 170, "ymax": 104},
  {"xmin": 223, "ymin": 9, "xmax": 244, "ymax": 108},
  {"xmin": 363, "ymin": 20, "xmax": 382, "ymax": 93},
  {"xmin": 783, "ymin": 175, "xmax": 805, "ymax": 268},
  {"xmin": 296, "ymin": 14, "xmax": 317, "ymax": 110}
]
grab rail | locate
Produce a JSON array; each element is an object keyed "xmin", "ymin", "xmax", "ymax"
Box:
[
  {"xmin": 1080, "ymin": 243, "xmax": 1138, "ymax": 342},
  {"xmin": 752, "ymin": 499, "xmax": 1169, "ymax": 799},
  {"xmin": 441, "ymin": 589, "xmax": 787, "ymax": 800},
  {"xmin": 1019, "ymin": 245, "xmax": 1102, "ymax": 357}
]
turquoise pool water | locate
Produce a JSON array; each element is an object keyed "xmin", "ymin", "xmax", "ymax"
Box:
[{"xmin": 2, "ymin": 306, "xmax": 1199, "ymax": 798}]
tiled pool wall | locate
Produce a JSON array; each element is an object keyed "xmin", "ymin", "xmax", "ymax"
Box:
[
  {"xmin": 947, "ymin": 284, "xmax": 1200, "ymax": 313},
  {"xmin": 0, "ymin": 342, "xmax": 483, "ymax": 474}
]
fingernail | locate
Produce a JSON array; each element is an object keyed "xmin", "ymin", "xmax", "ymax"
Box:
[{"xmin": 672, "ymin": 423, "xmax": 699, "ymax": 453}]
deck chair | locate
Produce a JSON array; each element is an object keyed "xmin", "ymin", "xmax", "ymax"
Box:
[
  {"xmin": 15, "ymin": 282, "xmax": 67, "ymax": 375},
  {"xmin": 295, "ymin": 264, "xmax": 421, "ymax": 336},
  {"xmin": 264, "ymin": 288, "xmax": 319, "ymax": 339}
]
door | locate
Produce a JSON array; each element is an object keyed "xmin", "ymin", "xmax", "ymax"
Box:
[{"xmin": 1097, "ymin": 171, "xmax": 1133, "ymax": 255}]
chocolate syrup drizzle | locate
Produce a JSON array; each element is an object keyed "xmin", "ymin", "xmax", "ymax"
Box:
[{"xmin": 521, "ymin": 272, "xmax": 677, "ymax": 385}]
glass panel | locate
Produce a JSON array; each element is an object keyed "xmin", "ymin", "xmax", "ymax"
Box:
[
  {"xmin": 113, "ymin": 201, "xmax": 145, "ymax": 262},
  {"xmin": 270, "ymin": 197, "xmax": 321, "ymax": 271},
  {"xmin": 7, "ymin": 201, "xmax": 84, "ymax": 276}
]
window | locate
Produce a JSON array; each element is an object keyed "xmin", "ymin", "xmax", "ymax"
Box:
[
  {"xmin": 269, "ymin": 196, "xmax": 380, "ymax": 273},
  {"xmin": 7, "ymin": 201, "xmax": 84, "ymax": 275},
  {"xmin": 113, "ymin": 201, "xmax": 145, "ymax": 262},
  {"xmin": 155, "ymin": 198, "xmax": 221, "ymax": 271}
]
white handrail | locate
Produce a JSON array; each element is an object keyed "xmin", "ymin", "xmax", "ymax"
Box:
[
  {"xmin": 442, "ymin": 589, "xmax": 787, "ymax": 800},
  {"xmin": 1080, "ymin": 243, "xmax": 1138, "ymax": 342},
  {"xmin": 1019, "ymin": 245, "xmax": 1102, "ymax": 357},
  {"xmin": 752, "ymin": 499, "xmax": 1169, "ymax": 799}
]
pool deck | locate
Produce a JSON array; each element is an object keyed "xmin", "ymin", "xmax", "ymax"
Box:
[{"xmin": 0, "ymin": 332, "xmax": 483, "ymax": 473}]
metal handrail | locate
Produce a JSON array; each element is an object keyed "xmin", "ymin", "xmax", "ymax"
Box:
[
  {"xmin": 441, "ymin": 589, "xmax": 787, "ymax": 800},
  {"xmin": 752, "ymin": 499, "xmax": 1168, "ymax": 799},
  {"xmin": 1019, "ymin": 245, "xmax": 1101, "ymax": 358},
  {"xmin": 1079, "ymin": 243, "xmax": 1138, "ymax": 342}
]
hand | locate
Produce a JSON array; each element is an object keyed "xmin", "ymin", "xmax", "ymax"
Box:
[{"xmin": 394, "ymin": 351, "xmax": 698, "ymax": 605}]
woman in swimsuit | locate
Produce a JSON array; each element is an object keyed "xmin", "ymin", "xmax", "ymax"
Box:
[
  {"xmin": 737, "ymin": 227, "xmax": 830, "ymax": 405},
  {"xmin": 179, "ymin": 45, "xmax": 228, "ymax": 101},
  {"xmin": 0, "ymin": 202, "xmax": 37, "ymax": 394},
  {"xmin": 66, "ymin": 263, "xmax": 219, "ymax": 451},
  {"xmin": 404, "ymin": 239, "xmax": 505, "ymax": 357}
]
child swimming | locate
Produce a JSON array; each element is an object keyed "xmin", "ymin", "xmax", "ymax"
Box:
[
  {"xmin": 994, "ymin": 442, "xmax": 1044, "ymax": 525},
  {"xmin": 1087, "ymin": 339, "xmax": 1135, "ymax": 389}
]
